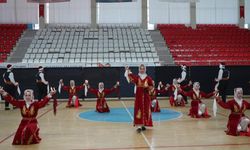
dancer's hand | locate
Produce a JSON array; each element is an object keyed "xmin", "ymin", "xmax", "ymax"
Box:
[
  {"xmin": 0, "ymin": 86, "xmax": 5, "ymax": 95},
  {"xmin": 0, "ymin": 86, "xmax": 7, "ymax": 96},
  {"xmin": 50, "ymin": 87, "xmax": 56, "ymax": 95},
  {"xmin": 59, "ymin": 79, "xmax": 63, "ymax": 84},
  {"xmin": 165, "ymin": 84, "xmax": 170, "ymax": 90},
  {"xmin": 84, "ymin": 80, "xmax": 89, "ymax": 85},
  {"xmin": 14, "ymin": 82, "xmax": 19, "ymax": 86},
  {"xmin": 214, "ymin": 90, "xmax": 219, "ymax": 95},
  {"xmin": 214, "ymin": 93, "xmax": 221, "ymax": 101},
  {"xmin": 125, "ymin": 66, "xmax": 129, "ymax": 70},
  {"xmin": 188, "ymin": 80, "xmax": 192, "ymax": 86}
]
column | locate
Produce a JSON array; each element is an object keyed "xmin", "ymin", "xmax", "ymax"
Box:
[
  {"xmin": 91, "ymin": 0, "xmax": 97, "ymax": 29},
  {"xmin": 141, "ymin": 0, "xmax": 148, "ymax": 29},
  {"xmin": 190, "ymin": 1, "xmax": 196, "ymax": 29},
  {"xmin": 239, "ymin": 0, "xmax": 245, "ymax": 28}
]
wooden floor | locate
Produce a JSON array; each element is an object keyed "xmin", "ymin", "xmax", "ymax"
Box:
[{"xmin": 0, "ymin": 98, "xmax": 250, "ymax": 150}]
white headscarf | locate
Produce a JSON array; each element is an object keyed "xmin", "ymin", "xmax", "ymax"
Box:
[
  {"xmin": 234, "ymin": 88, "xmax": 243, "ymax": 108},
  {"xmin": 98, "ymin": 82, "xmax": 104, "ymax": 93},
  {"xmin": 23, "ymin": 89, "xmax": 34, "ymax": 108},
  {"xmin": 138, "ymin": 64, "xmax": 147, "ymax": 80}
]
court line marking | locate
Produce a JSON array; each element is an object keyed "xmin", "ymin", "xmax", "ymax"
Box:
[
  {"xmin": 0, "ymin": 102, "xmax": 62, "ymax": 144},
  {"xmin": 71, "ymin": 142, "xmax": 250, "ymax": 150},
  {"xmin": 120, "ymin": 100, "xmax": 152, "ymax": 149}
]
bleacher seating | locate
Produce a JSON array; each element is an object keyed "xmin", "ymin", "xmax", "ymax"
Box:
[
  {"xmin": 22, "ymin": 24, "xmax": 160, "ymax": 66},
  {"xmin": 0, "ymin": 24, "xmax": 27, "ymax": 63},
  {"xmin": 158, "ymin": 24, "xmax": 250, "ymax": 66}
]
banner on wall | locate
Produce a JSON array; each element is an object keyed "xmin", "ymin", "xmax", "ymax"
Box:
[
  {"xmin": 240, "ymin": 6, "xmax": 244, "ymax": 18},
  {"xmin": 27, "ymin": 0, "xmax": 70, "ymax": 3},
  {"xmin": 0, "ymin": 0, "xmax": 7, "ymax": 3},
  {"xmin": 159, "ymin": 0, "xmax": 199, "ymax": 2},
  {"xmin": 97, "ymin": 0, "xmax": 136, "ymax": 2}
]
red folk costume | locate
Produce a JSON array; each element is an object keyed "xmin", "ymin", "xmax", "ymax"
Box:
[
  {"xmin": 88, "ymin": 87, "xmax": 116, "ymax": 113},
  {"xmin": 127, "ymin": 73, "xmax": 153, "ymax": 127},
  {"xmin": 182, "ymin": 89, "xmax": 214, "ymax": 118},
  {"xmin": 62, "ymin": 85, "xmax": 83, "ymax": 107},
  {"xmin": 149, "ymin": 88, "xmax": 166, "ymax": 112},
  {"xmin": 2, "ymin": 94, "xmax": 53, "ymax": 145},
  {"xmin": 217, "ymin": 98, "xmax": 250, "ymax": 136},
  {"xmin": 167, "ymin": 84, "xmax": 189, "ymax": 107}
]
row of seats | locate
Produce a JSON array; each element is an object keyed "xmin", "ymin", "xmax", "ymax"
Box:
[
  {"xmin": 0, "ymin": 24, "xmax": 27, "ymax": 63},
  {"xmin": 158, "ymin": 24, "xmax": 250, "ymax": 66},
  {"xmin": 23, "ymin": 25, "xmax": 159, "ymax": 66}
]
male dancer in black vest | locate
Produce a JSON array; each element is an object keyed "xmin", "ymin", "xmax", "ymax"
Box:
[
  {"xmin": 178, "ymin": 65, "xmax": 190, "ymax": 104},
  {"xmin": 215, "ymin": 62, "xmax": 230, "ymax": 102},
  {"xmin": 2, "ymin": 64, "xmax": 19, "ymax": 110},
  {"xmin": 36, "ymin": 66, "xmax": 48, "ymax": 101}
]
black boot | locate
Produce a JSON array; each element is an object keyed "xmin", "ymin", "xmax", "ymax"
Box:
[
  {"xmin": 141, "ymin": 126, "xmax": 146, "ymax": 131},
  {"xmin": 136, "ymin": 127, "xmax": 142, "ymax": 133}
]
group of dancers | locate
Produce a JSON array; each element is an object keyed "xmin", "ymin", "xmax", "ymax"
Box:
[{"xmin": 0, "ymin": 63, "xmax": 250, "ymax": 145}]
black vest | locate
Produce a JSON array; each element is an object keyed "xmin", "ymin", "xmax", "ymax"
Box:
[
  {"xmin": 3, "ymin": 71, "xmax": 11, "ymax": 81},
  {"xmin": 222, "ymin": 69, "xmax": 230, "ymax": 78},
  {"xmin": 36, "ymin": 72, "xmax": 42, "ymax": 81}
]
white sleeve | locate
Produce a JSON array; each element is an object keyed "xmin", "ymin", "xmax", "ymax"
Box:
[
  {"xmin": 124, "ymin": 70, "xmax": 131, "ymax": 83},
  {"xmin": 39, "ymin": 73, "xmax": 47, "ymax": 84},
  {"xmin": 180, "ymin": 71, "xmax": 186, "ymax": 83},
  {"xmin": 9, "ymin": 72, "xmax": 16, "ymax": 84},
  {"xmin": 217, "ymin": 69, "xmax": 223, "ymax": 80}
]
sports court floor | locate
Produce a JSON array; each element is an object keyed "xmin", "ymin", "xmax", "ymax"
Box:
[{"xmin": 0, "ymin": 98, "xmax": 250, "ymax": 150}]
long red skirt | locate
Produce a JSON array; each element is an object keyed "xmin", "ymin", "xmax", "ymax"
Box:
[
  {"xmin": 96, "ymin": 98, "xmax": 110, "ymax": 113},
  {"xmin": 151, "ymin": 99, "xmax": 161, "ymax": 112},
  {"xmin": 226, "ymin": 114, "xmax": 250, "ymax": 136},
  {"xmin": 12, "ymin": 119, "xmax": 41, "ymax": 145},
  {"xmin": 134, "ymin": 88, "xmax": 153, "ymax": 127},
  {"xmin": 189, "ymin": 100, "xmax": 210, "ymax": 118}
]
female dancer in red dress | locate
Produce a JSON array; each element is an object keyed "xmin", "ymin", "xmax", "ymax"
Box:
[
  {"xmin": 149, "ymin": 81, "xmax": 168, "ymax": 112},
  {"xmin": 216, "ymin": 88, "xmax": 250, "ymax": 136},
  {"xmin": 0, "ymin": 87, "xmax": 56, "ymax": 145},
  {"xmin": 124, "ymin": 64, "xmax": 154, "ymax": 133},
  {"xmin": 180, "ymin": 82, "xmax": 216, "ymax": 118},
  {"xmin": 167, "ymin": 79, "xmax": 192, "ymax": 107},
  {"xmin": 87, "ymin": 81, "xmax": 119, "ymax": 113},
  {"xmin": 59, "ymin": 79, "xmax": 85, "ymax": 108}
]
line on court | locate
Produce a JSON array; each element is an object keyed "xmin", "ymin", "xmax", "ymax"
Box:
[
  {"xmin": 0, "ymin": 102, "xmax": 62, "ymax": 144},
  {"xmin": 120, "ymin": 100, "xmax": 152, "ymax": 149},
  {"xmin": 71, "ymin": 142, "xmax": 250, "ymax": 150}
]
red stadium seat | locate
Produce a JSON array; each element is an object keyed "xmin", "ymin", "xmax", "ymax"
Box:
[
  {"xmin": 0, "ymin": 24, "xmax": 26, "ymax": 63},
  {"xmin": 158, "ymin": 24, "xmax": 250, "ymax": 66}
]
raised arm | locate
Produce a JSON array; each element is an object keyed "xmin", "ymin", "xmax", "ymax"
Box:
[
  {"xmin": 37, "ymin": 88, "xmax": 56, "ymax": 108},
  {"xmin": 88, "ymin": 87, "xmax": 98, "ymax": 95},
  {"xmin": 180, "ymin": 81, "xmax": 192, "ymax": 90},
  {"xmin": 216, "ymin": 96, "xmax": 231, "ymax": 109},
  {"xmin": 200, "ymin": 91, "xmax": 215, "ymax": 99},
  {"xmin": 104, "ymin": 82, "xmax": 119, "ymax": 95},
  {"xmin": 179, "ymin": 89, "xmax": 193, "ymax": 97},
  {"xmin": 0, "ymin": 87, "xmax": 23, "ymax": 107},
  {"xmin": 124, "ymin": 66, "xmax": 138, "ymax": 84},
  {"xmin": 76, "ymin": 85, "xmax": 84, "ymax": 92},
  {"xmin": 62, "ymin": 85, "xmax": 69, "ymax": 91}
]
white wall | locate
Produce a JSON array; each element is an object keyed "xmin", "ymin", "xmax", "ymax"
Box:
[
  {"xmin": 0, "ymin": 0, "xmax": 38, "ymax": 24},
  {"xmin": 196, "ymin": 0, "xmax": 238, "ymax": 24},
  {"xmin": 98, "ymin": 0, "xmax": 141, "ymax": 24},
  {"xmin": 246, "ymin": 0, "xmax": 250, "ymax": 24},
  {"xmin": 49, "ymin": 0, "xmax": 91, "ymax": 24},
  {"xmin": 149, "ymin": 0, "xmax": 190, "ymax": 24}
]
